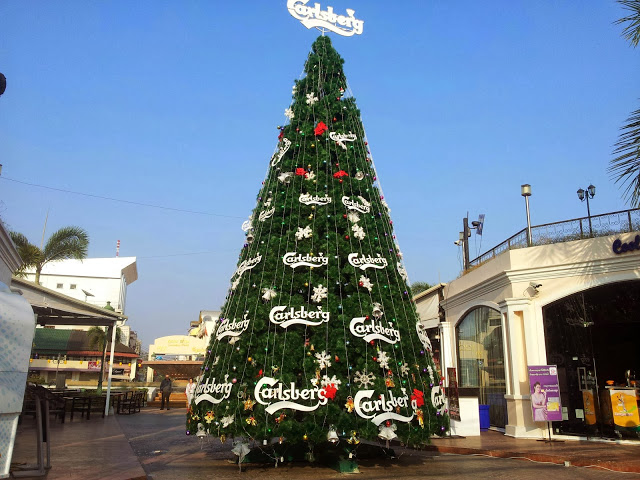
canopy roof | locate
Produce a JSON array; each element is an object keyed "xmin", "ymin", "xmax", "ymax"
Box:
[{"xmin": 11, "ymin": 277, "xmax": 126, "ymax": 327}]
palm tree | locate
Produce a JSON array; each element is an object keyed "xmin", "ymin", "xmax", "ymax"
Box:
[
  {"xmin": 88, "ymin": 326, "xmax": 123, "ymax": 394},
  {"xmin": 610, "ymin": 1, "xmax": 640, "ymax": 206},
  {"xmin": 9, "ymin": 226, "xmax": 89, "ymax": 284}
]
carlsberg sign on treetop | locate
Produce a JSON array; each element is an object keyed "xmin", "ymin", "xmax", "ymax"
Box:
[
  {"xmin": 188, "ymin": 34, "xmax": 448, "ymax": 453},
  {"xmin": 287, "ymin": 0, "xmax": 364, "ymax": 36}
]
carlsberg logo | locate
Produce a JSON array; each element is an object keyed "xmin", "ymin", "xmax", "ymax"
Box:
[
  {"xmin": 283, "ymin": 252, "xmax": 329, "ymax": 269},
  {"xmin": 194, "ymin": 375, "xmax": 233, "ymax": 405},
  {"xmin": 354, "ymin": 388, "xmax": 415, "ymax": 425},
  {"xmin": 216, "ymin": 314, "xmax": 250, "ymax": 341},
  {"xmin": 348, "ymin": 253, "xmax": 388, "ymax": 270},
  {"xmin": 270, "ymin": 305, "xmax": 330, "ymax": 329},
  {"xmin": 350, "ymin": 316, "xmax": 400, "ymax": 344},
  {"xmin": 287, "ymin": 0, "xmax": 364, "ymax": 37},
  {"xmin": 255, "ymin": 377, "xmax": 328, "ymax": 414}
]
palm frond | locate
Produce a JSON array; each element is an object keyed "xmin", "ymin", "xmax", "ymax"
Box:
[
  {"xmin": 609, "ymin": 106, "xmax": 640, "ymax": 206},
  {"xmin": 42, "ymin": 226, "xmax": 89, "ymax": 264},
  {"xmin": 9, "ymin": 231, "xmax": 43, "ymax": 273},
  {"xmin": 616, "ymin": 0, "xmax": 640, "ymax": 47},
  {"xmin": 87, "ymin": 326, "xmax": 106, "ymax": 351}
]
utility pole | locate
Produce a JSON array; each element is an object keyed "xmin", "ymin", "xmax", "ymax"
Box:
[{"xmin": 463, "ymin": 217, "xmax": 470, "ymax": 271}]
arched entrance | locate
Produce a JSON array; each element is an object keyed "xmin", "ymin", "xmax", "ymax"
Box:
[
  {"xmin": 543, "ymin": 280, "xmax": 640, "ymax": 439},
  {"xmin": 456, "ymin": 306, "xmax": 507, "ymax": 428}
]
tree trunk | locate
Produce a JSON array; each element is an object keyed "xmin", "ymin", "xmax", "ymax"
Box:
[
  {"xmin": 34, "ymin": 267, "xmax": 42, "ymax": 285},
  {"xmin": 97, "ymin": 327, "xmax": 111, "ymax": 394}
]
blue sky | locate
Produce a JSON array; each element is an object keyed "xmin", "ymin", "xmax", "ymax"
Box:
[{"xmin": 1, "ymin": 1, "xmax": 638, "ymax": 349}]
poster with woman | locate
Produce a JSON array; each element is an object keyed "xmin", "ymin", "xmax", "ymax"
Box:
[{"xmin": 527, "ymin": 365, "xmax": 562, "ymax": 422}]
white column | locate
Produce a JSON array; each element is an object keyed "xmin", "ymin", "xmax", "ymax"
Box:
[{"xmin": 104, "ymin": 325, "xmax": 117, "ymax": 417}]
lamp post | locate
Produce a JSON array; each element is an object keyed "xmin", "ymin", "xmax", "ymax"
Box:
[
  {"xmin": 577, "ymin": 184, "xmax": 596, "ymax": 237},
  {"xmin": 521, "ymin": 184, "xmax": 532, "ymax": 247}
]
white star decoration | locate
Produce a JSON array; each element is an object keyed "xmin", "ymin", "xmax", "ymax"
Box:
[
  {"xmin": 354, "ymin": 370, "xmax": 375, "ymax": 388},
  {"xmin": 352, "ymin": 224, "xmax": 365, "ymax": 240},
  {"xmin": 376, "ymin": 350, "xmax": 390, "ymax": 369},
  {"xmin": 284, "ymin": 107, "xmax": 294, "ymax": 119},
  {"xmin": 315, "ymin": 350, "xmax": 332, "ymax": 370},
  {"xmin": 311, "ymin": 284, "xmax": 328, "ymax": 303},
  {"xmin": 359, "ymin": 275, "xmax": 373, "ymax": 292},
  {"xmin": 306, "ymin": 92, "xmax": 319, "ymax": 105},
  {"xmin": 295, "ymin": 225, "xmax": 313, "ymax": 240}
]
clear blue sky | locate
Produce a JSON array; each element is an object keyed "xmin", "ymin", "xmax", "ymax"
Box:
[{"xmin": 1, "ymin": 1, "xmax": 638, "ymax": 349}]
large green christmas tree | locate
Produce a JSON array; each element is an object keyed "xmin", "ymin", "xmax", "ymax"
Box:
[{"xmin": 187, "ymin": 35, "xmax": 448, "ymax": 452}]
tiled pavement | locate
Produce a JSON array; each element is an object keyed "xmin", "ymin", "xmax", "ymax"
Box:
[{"xmin": 9, "ymin": 407, "xmax": 640, "ymax": 479}]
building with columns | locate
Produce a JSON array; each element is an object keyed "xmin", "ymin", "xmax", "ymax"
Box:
[{"xmin": 416, "ymin": 209, "xmax": 640, "ymax": 441}]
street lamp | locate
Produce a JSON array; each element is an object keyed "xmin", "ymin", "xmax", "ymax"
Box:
[
  {"xmin": 521, "ymin": 184, "xmax": 532, "ymax": 247},
  {"xmin": 577, "ymin": 184, "xmax": 596, "ymax": 237}
]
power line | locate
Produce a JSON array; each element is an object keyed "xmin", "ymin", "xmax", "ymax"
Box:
[{"xmin": 1, "ymin": 177, "xmax": 245, "ymax": 219}]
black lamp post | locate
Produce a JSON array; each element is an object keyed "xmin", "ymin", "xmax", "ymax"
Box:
[
  {"xmin": 577, "ymin": 184, "xmax": 596, "ymax": 237},
  {"xmin": 521, "ymin": 184, "xmax": 532, "ymax": 246}
]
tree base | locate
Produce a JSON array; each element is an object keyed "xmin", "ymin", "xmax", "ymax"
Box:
[{"xmin": 239, "ymin": 439, "xmax": 395, "ymax": 474}]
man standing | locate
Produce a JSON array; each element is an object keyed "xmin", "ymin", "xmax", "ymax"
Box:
[{"xmin": 160, "ymin": 374, "xmax": 172, "ymax": 410}]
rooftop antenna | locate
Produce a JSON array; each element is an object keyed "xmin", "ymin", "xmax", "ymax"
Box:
[
  {"xmin": 40, "ymin": 208, "xmax": 50, "ymax": 249},
  {"xmin": 116, "ymin": 239, "xmax": 120, "ymax": 257}
]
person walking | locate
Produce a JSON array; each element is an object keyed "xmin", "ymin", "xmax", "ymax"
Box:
[
  {"xmin": 185, "ymin": 377, "xmax": 196, "ymax": 410},
  {"xmin": 160, "ymin": 374, "xmax": 172, "ymax": 410}
]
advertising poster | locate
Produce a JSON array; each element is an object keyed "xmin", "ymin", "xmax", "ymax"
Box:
[
  {"xmin": 447, "ymin": 367, "xmax": 461, "ymax": 421},
  {"xmin": 609, "ymin": 389, "xmax": 640, "ymax": 429},
  {"xmin": 88, "ymin": 361, "xmax": 101, "ymax": 371},
  {"xmin": 527, "ymin": 365, "xmax": 562, "ymax": 422},
  {"xmin": 582, "ymin": 390, "xmax": 597, "ymax": 425}
]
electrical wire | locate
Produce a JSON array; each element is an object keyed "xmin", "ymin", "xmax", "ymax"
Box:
[{"xmin": 0, "ymin": 176, "xmax": 245, "ymax": 219}]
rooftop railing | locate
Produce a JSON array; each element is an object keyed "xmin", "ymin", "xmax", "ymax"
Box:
[{"xmin": 469, "ymin": 208, "xmax": 640, "ymax": 268}]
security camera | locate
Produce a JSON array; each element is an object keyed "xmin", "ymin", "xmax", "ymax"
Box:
[
  {"xmin": 530, "ymin": 282, "xmax": 542, "ymax": 289},
  {"xmin": 454, "ymin": 240, "xmax": 461, "ymax": 246}
]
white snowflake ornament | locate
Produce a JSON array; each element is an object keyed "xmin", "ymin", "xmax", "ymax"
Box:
[
  {"xmin": 359, "ymin": 275, "xmax": 373, "ymax": 292},
  {"xmin": 311, "ymin": 284, "xmax": 328, "ymax": 303},
  {"xmin": 347, "ymin": 212, "xmax": 360, "ymax": 223},
  {"xmin": 306, "ymin": 92, "xmax": 319, "ymax": 105},
  {"xmin": 284, "ymin": 107, "xmax": 294, "ymax": 120},
  {"xmin": 306, "ymin": 171, "xmax": 316, "ymax": 181},
  {"xmin": 315, "ymin": 350, "xmax": 332, "ymax": 370},
  {"xmin": 354, "ymin": 370, "xmax": 376, "ymax": 388},
  {"xmin": 400, "ymin": 363, "xmax": 410, "ymax": 376},
  {"xmin": 321, "ymin": 375, "xmax": 342, "ymax": 389},
  {"xmin": 221, "ymin": 415, "xmax": 235, "ymax": 428},
  {"xmin": 295, "ymin": 225, "xmax": 313, "ymax": 240},
  {"xmin": 352, "ymin": 224, "xmax": 365, "ymax": 240},
  {"xmin": 376, "ymin": 349, "xmax": 390, "ymax": 369}
]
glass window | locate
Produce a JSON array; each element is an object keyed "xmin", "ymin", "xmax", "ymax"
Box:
[
  {"xmin": 70, "ymin": 284, "xmax": 77, "ymax": 289},
  {"xmin": 56, "ymin": 283, "xmax": 63, "ymax": 289},
  {"xmin": 456, "ymin": 306, "xmax": 507, "ymax": 427}
]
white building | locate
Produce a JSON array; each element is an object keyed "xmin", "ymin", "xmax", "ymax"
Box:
[
  {"xmin": 23, "ymin": 257, "xmax": 138, "ymax": 345},
  {"xmin": 415, "ymin": 208, "xmax": 640, "ymax": 442}
]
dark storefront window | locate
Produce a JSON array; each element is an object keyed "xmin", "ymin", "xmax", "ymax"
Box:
[
  {"xmin": 456, "ymin": 307, "xmax": 507, "ymax": 428},
  {"xmin": 543, "ymin": 281, "xmax": 640, "ymax": 440}
]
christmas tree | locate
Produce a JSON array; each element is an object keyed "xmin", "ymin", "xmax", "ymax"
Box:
[{"xmin": 187, "ymin": 35, "xmax": 448, "ymax": 453}]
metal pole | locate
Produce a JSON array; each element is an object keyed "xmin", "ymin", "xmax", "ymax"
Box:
[
  {"xmin": 525, "ymin": 196, "xmax": 532, "ymax": 247},
  {"xmin": 463, "ymin": 217, "xmax": 470, "ymax": 271},
  {"xmin": 586, "ymin": 194, "xmax": 593, "ymax": 237},
  {"xmin": 104, "ymin": 324, "xmax": 117, "ymax": 417}
]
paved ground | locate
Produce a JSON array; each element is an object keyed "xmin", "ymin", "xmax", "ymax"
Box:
[{"xmin": 10, "ymin": 407, "xmax": 640, "ymax": 479}]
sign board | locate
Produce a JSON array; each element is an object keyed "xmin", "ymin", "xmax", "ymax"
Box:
[
  {"xmin": 88, "ymin": 361, "xmax": 101, "ymax": 371},
  {"xmin": 447, "ymin": 367, "xmax": 461, "ymax": 421},
  {"xmin": 609, "ymin": 388, "xmax": 640, "ymax": 429},
  {"xmin": 527, "ymin": 365, "xmax": 562, "ymax": 422}
]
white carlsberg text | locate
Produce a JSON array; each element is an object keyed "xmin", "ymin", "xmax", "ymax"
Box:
[{"xmin": 287, "ymin": 1, "xmax": 364, "ymax": 37}]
